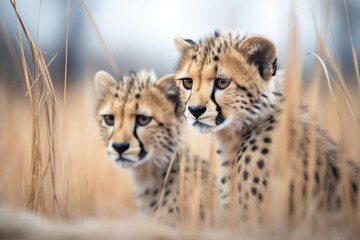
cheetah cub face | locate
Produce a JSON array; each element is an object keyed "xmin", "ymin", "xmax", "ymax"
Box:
[
  {"xmin": 95, "ymin": 70, "xmax": 179, "ymax": 168},
  {"xmin": 174, "ymin": 31, "xmax": 277, "ymax": 133}
]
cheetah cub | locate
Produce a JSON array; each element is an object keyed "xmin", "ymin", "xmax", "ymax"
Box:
[
  {"xmin": 94, "ymin": 70, "xmax": 211, "ymax": 225},
  {"xmin": 174, "ymin": 30, "xmax": 358, "ymax": 219}
]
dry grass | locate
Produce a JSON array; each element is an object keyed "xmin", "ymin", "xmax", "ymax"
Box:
[{"xmin": 0, "ymin": 0, "xmax": 359, "ymax": 239}]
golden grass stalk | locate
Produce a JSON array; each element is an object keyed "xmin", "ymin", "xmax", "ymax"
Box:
[
  {"xmin": 265, "ymin": 6, "xmax": 302, "ymax": 229},
  {"xmin": 10, "ymin": 0, "xmax": 60, "ymax": 216}
]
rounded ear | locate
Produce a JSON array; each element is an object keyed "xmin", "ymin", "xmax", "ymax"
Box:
[
  {"xmin": 238, "ymin": 35, "xmax": 277, "ymax": 81},
  {"xmin": 94, "ymin": 70, "xmax": 117, "ymax": 97},
  {"xmin": 156, "ymin": 74, "xmax": 179, "ymax": 106},
  {"xmin": 174, "ymin": 37, "xmax": 195, "ymax": 53}
]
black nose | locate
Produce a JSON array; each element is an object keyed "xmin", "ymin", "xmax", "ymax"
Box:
[
  {"xmin": 188, "ymin": 105, "xmax": 206, "ymax": 118},
  {"xmin": 112, "ymin": 142, "xmax": 130, "ymax": 155}
]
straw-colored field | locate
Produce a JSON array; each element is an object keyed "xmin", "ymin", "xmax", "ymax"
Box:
[{"xmin": 0, "ymin": 1, "xmax": 359, "ymax": 239}]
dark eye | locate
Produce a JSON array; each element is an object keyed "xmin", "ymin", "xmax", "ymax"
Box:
[
  {"xmin": 136, "ymin": 115, "xmax": 152, "ymax": 126},
  {"xmin": 215, "ymin": 78, "xmax": 231, "ymax": 89},
  {"xmin": 103, "ymin": 115, "xmax": 115, "ymax": 126},
  {"xmin": 182, "ymin": 78, "xmax": 193, "ymax": 90}
]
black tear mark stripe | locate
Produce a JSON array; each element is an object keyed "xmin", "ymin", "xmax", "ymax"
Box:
[
  {"xmin": 133, "ymin": 124, "xmax": 147, "ymax": 159},
  {"xmin": 184, "ymin": 87, "xmax": 192, "ymax": 106},
  {"xmin": 211, "ymin": 85, "xmax": 225, "ymax": 125}
]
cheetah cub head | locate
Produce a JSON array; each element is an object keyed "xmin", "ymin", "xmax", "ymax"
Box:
[
  {"xmin": 174, "ymin": 30, "xmax": 277, "ymax": 133},
  {"xmin": 95, "ymin": 70, "xmax": 179, "ymax": 168}
]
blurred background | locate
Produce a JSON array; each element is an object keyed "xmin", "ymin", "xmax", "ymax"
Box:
[
  {"xmin": 0, "ymin": 0, "xmax": 359, "ymax": 90},
  {"xmin": 0, "ymin": 0, "xmax": 359, "ymax": 221}
]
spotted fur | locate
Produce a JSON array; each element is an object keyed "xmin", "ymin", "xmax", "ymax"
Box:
[
  {"xmin": 94, "ymin": 70, "xmax": 211, "ymax": 225},
  {"xmin": 174, "ymin": 30, "xmax": 358, "ymax": 220}
]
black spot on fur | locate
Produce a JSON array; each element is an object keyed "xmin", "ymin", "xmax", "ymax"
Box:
[
  {"xmin": 213, "ymin": 55, "xmax": 219, "ymax": 61},
  {"xmin": 263, "ymin": 137, "xmax": 272, "ymax": 143},
  {"xmin": 242, "ymin": 146, "xmax": 248, "ymax": 153},
  {"xmin": 258, "ymin": 193, "xmax": 263, "ymax": 202},
  {"xmin": 244, "ymin": 135, "xmax": 251, "ymax": 141},
  {"xmin": 351, "ymin": 181, "xmax": 358, "ymax": 194},
  {"xmin": 244, "ymin": 203, "xmax": 248, "ymax": 210},
  {"xmin": 238, "ymin": 183, "xmax": 242, "ymax": 192},
  {"xmin": 303, "ymin": 159, "xmax": 309, "ymax": 167},
  {"xmin": 314, "ymin": 172, "xmax": 320, "ymax": 183},
  {"xmin": 330, "ymin": 164, "xmax": 340, "ymax": 181},
  {"xmin": 221, "ymin": 160, "xmax": 230, "ymax": 167},
  {"xmin": 263, "ymin": 179, "xmax": 267, "ymax": 186},
  {"xmin": 135, "ymin": 93, "xmax": 140, "ymax": 99},
  {"xmin": 253, "ymin": 177, "xmax": 259, "ymax": 184},
  {"xmin": 221, "ymin": 177, "xmax": 226, "ymax": 184},
  {"xmin": 150, "ymin": 201, "xmax": 157, "ymax": 208},
  {"xmin": 261, "ymin": 148, "xmax": 269, "ymax": 155},
  {"xmin": 303, "ymin": 171, "xmax": 308, "ymax": 182},
  {"xmin": 251, "ymin": 145, "xmax": 258, "ymax": 151},
  {"xmin": 237, "ymin": 165, "xmax": 242, "ymax": 173},
  {"xmin": 245, "ymin": 155, "xmax": 251, "ymax": 164},
  {"xmin": 257, "ymin": 160, "xmax": 265, "ymax": 169},
  {"xmin": 251, "ymin": 187, "xmax": 257, "ymax": 195},
  {"xmin": 265, "ymin": 126, "xmax": 274, "ymax": 132},
  {"xmin": 165, "ymin": 189, "xmax": 171, "ymax": 196},
  {"xmin": 243, "ymin": 170, "xmax": 249, "ymax": 180}
]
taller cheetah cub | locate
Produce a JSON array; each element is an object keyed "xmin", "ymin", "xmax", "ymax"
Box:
[
  {"xmin": 174, "ymin": 30, "xmax": 358, "ymax": 219},
  {"xmin": 94, "ymin": 70, "xmax": 211, "ymax": 225}
]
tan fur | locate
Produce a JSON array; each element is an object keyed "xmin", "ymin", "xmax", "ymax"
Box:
[
  {"xmin": 94, "ymin": 70, "xmax": 212, "ymax": 225},
  {"xmin": 174, "ymin": 30, "xmax": 358, "ymax": 221}
]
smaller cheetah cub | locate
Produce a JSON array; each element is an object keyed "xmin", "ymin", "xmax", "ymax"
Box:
[{"xmin": 94, "ymin": 70, "xmax": 211, "ymax": 225}]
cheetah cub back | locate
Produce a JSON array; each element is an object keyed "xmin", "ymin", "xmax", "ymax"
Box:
[{"xmin": 94, "ymin": 70, "xmax": 212, "ymax": 226}]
